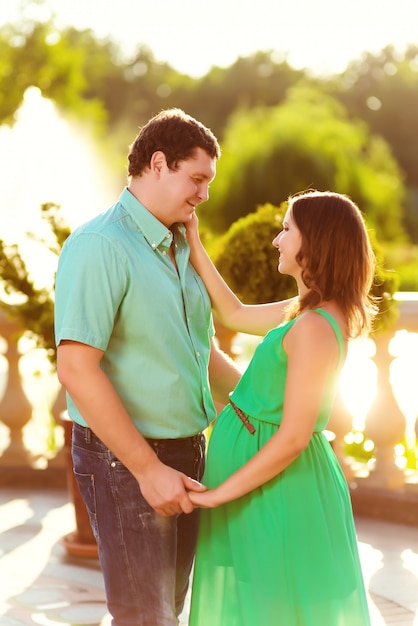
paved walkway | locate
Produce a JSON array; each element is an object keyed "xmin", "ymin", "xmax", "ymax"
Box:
[{"xmin": 0, "ymin": 487, "xmax": 417, "ymax": 625}]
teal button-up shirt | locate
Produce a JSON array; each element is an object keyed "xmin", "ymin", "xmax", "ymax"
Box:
[{"xmin": 54, "ymin": 188, "xmax": 216, "ymax": 438}]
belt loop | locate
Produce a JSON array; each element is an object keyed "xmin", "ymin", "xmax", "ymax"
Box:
[{"xmin": 85, "ymin": 427, "xmax": 92, "ymax": 444}]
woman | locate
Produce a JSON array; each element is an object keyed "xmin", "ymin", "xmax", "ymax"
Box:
[{"xmin": 186, "ymin": 190, "xmax": 375, "ymax": 625}]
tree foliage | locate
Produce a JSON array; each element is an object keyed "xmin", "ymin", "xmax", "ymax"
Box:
[
  {"xmin": 1, "ymin": 16, "xmax": 417, "ymax": 228},
  {"xmin": 335, "ymin": 45, "xmax": 418, "ymax": 188},
  {"xmin": 174, "ymin": 51, "xmax": 306, "ymax": 139},
  {"xmin": 199, "ymin": 85, "xmax": 406, "ymax": 243},
  {"xmin": 0, "ymin": 21, "xmax": 106, "ymax": 125},
  {"xmin": 0, "ymin": 203, "xmax": 70, "ymax": 365},
  {"xmin": 332, "ymin": 45, "xmax": 418, "ymax": 240},
  {"xmin": 209, "ymin": 203, "xmax": 296, "ymax": 304}
]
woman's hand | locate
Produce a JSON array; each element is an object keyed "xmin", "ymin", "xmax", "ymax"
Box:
[
  {"xmin": 184, "ymin": 212, "xmax": 200, "ymax": 245},
  {"xmin": 189, "ymin": 487, "xmax": 223, "ymax": 509}
]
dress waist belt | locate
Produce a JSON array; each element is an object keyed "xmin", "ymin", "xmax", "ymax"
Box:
[{"xmin": 229, "ymin": 399, "xmax": 256, "ymax": 434}]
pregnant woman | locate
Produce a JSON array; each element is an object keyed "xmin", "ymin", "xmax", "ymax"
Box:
[{"xmin": 186, "ymin": 190, "xmax": 374, "ymax": 626}]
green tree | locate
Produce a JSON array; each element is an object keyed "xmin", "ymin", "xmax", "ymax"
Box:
[
  {"xmin": 333, "ymin": 45, "xmax": 418, "ymax": 240},
  {"xmin": 175, "ymin": 51, "xmax": 306, "ymax": 139},
  {"xmin": 0, "ymin": 21, "xmax": 106, "ymax": 125},
  {"xmin": 0, "ymin": 12, "xmax": 310, "ymax": 144},
  {"xmin": 200, "ymin": 85, "xmax": 406, "ymax": 243},
  {"xmin": 0, "ymin": 15, "xmax": 198, "ymax": 149},
  {"xmin": 336, "ymin": 45, "xmax": 418, "ymax": 189},
  {"xmin": 0, "ymin": 203, "xmax": 70, "ymax": 366}
]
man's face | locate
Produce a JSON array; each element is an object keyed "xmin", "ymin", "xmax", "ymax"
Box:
[{"xmin": 156, "ymin": 148, "xmax": 216, "ymax": 227}]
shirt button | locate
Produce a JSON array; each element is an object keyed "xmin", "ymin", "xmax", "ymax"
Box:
[
  {"xmin": 151, "ymin": 243, "xmax": 156, "ymax": 249},
  {"xmin": 166, "ymin": 233, "xmax": 171, "ymax": 239},
  {"xmin": 162, "ymin": 250, "xmax": 167, "ymax": 255},
  {"xmin": 196, "ymin": 351, "xmax": 200, "ymax": 357},
  {"xmin": 111, "ymin": 461, "xmax": 116, "ymax": 468}
]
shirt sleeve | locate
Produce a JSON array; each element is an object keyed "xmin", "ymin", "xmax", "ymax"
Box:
[{"xmin": 54, "ymin": 230, "xmax": 128, "ymax": 350}]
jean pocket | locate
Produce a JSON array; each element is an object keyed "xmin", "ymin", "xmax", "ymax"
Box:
[{"xmin": 74, "ymin": 471, "xmax": 98, "ymax": 540}]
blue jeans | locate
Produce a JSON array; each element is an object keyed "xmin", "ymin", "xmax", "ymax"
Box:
[{"xmin": 72, "ymin": 422, "xmax": 206, "ymax": 626}]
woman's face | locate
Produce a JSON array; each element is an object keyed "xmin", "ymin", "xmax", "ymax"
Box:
[{"xmin": 272, "ymin": 209, "xmax": 302, "ymax": 278}]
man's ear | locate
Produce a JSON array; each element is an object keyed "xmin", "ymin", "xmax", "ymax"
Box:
[{"xmin": 150, "ymin": 150, "xmax": 166, "ymax": 175}]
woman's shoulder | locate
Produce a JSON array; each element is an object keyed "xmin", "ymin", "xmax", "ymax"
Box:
[
  {"xmin": 292, "ymin": 309, "xmax": 337, "ymax": 336},
  {"xmin": 287, "ymin": 306, "xmax": 347, "ymax": 365},
  {"xmin": 300, "ymin": 305, "xmax": 347, "ymax": 337}
]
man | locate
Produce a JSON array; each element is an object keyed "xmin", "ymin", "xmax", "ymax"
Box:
[{"xmin": 55, "ymin": 108, "xmax": 241, "ymax": 625}]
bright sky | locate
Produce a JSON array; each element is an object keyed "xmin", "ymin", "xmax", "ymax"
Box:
[{"xmin": 3, "ymin": 0, "xmax": 418, "ymax": 77}]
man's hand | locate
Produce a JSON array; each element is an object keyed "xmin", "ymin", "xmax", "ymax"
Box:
[{"xmin": 138, "ymin": 462, "xmax": 207, "ymax": 516}]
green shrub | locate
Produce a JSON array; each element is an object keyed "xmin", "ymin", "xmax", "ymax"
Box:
[{"xmin": 209, "ymin": 202, "xmax": 296, "ymax": 304}]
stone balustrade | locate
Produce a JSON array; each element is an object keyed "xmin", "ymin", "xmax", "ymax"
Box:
[{"xmin": 0, "ymin": 295, "xmax": 418, "ymax": 500}]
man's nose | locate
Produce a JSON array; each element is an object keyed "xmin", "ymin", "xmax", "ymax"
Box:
[{"xmin": 197, "ymin": 185, "xmax": 209, "ymax": 203}]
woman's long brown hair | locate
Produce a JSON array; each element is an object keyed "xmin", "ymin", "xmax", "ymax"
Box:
[{"xmin": 284, "ymin": 190, "xmax": 377, "ymax": 337}]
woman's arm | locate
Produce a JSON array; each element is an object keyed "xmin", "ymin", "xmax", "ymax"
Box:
[
  {"xmin": 186, "ymin": 214, "xmax": 296, "ymax": 336},
  {"xmin": 190, "ymin": 312, "xmax": 342, "ymax": 507}
]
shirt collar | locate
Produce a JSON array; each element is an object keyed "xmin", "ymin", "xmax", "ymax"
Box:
[{"xmin": 119, "ymin": 187, "xmax": 173, "ymax": 252}]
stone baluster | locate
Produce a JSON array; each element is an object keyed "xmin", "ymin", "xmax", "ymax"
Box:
[
  {"xmin": 0, "ymin": 311, "xmax": 34, "ymax": 466},
  {"xmin": 363, "ymin": 329, "xmax": 406, "ymax": 490},
  {"xmin": 393, "ymin": 298, "xmax": 418, "ymax": 493}
]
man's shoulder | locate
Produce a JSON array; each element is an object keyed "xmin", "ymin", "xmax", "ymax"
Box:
[
  {"xmin": 66, "ymin": 203, "xmax": 134, "ymax": 249},
  {"xmin": 77, "ymin": 201, "xmax": 126, "ymax": 233}
]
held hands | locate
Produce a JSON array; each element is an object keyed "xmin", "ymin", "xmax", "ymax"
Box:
[{"xmin": 138, "ymin": 462, "xmax": 207, "ymax": 517}]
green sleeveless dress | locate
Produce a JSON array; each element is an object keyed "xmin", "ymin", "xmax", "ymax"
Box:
[{"xmin": 189, "ymin": 309, "xmax": 370, "ymax": 626}]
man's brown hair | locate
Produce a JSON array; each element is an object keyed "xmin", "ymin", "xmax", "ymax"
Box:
[{"xmin": 128, "ymin": 108, "xmax": 220, "ymax": 177}]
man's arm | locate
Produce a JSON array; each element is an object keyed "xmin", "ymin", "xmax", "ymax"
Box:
[{"xmin": 57, "ymin": 340, "xmax": 205, "ymax": 516}]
